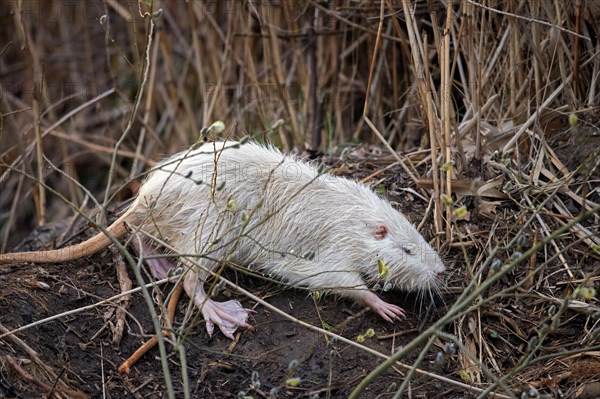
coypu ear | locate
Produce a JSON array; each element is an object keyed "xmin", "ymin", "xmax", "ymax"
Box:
[{"xmin": 374, "ymin": 225, "xmax": 388, "ymax": 240}]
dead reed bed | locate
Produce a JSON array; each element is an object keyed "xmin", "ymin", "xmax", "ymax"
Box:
[{"xmin": 0, "ymin": 1, "xmax": 599, "ymax": 398}]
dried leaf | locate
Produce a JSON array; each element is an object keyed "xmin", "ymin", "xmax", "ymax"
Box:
[{"xmin": 477, "ymin": 200, "xmax": 501, "ymax": 215}]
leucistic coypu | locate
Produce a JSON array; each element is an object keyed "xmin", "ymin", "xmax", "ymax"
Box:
[{"xmin": 0, "ymin": 140, "xmax": 445, "ymax": 338}]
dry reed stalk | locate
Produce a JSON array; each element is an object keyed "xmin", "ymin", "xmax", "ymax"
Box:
[
  {"xmin": 308, "ymin": 7, "xmax": 321, "ymax": 149},
  {"xmin": 463, "ymin": 0, "xmax": 482, "ymax": 159},
  {"xmin": 101, "ymin": 4, "xmax": 156, "ymax": 223},
  {"xmin": 13, "ymin": 2, "xmax": 47, "ymax": 227},
  {"xmin": 262, "ymin": 3, "xmax": 300, "ymax": 148},
  {"xmin": 130, "ymin": 24, "xmax": 160, "ymax": 179},
  {"xmin": 363, "ymin": 1, "xmax": 384, "ymax": 117},
  {"xmin": 441, "ymin": 2, "xmax": 453, "ymax": 241},
  {"xmin": 400, "ymin": 0, "xmax": 443, "ymax": 243}
]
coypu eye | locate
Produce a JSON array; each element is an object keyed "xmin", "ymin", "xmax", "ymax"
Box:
[{"xmin": 402, "ymin": 247, "xmax": 413, "ymax": 255}]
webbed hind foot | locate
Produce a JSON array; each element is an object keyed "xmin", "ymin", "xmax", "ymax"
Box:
[
  {"xmin": 198, "ymin": 298, "xmax": 251, "ymax": 339},
  {"xmin": 183, "ymin": 274, "xmax": 250, "ymax": 339}
]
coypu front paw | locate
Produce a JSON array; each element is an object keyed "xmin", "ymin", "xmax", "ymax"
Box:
[{"xmin": 360, "ymin": 290, "xmax": 406, "ymax": 322}]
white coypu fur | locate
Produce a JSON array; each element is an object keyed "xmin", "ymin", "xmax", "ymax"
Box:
[{"xmin": 0, "ymin": 141, "xmax": 445, "ymax": 339}]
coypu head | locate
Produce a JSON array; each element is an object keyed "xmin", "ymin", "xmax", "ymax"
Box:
[{"xmin": 362, "ymin": 200, "xmax": 446, "ymax": 295}]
